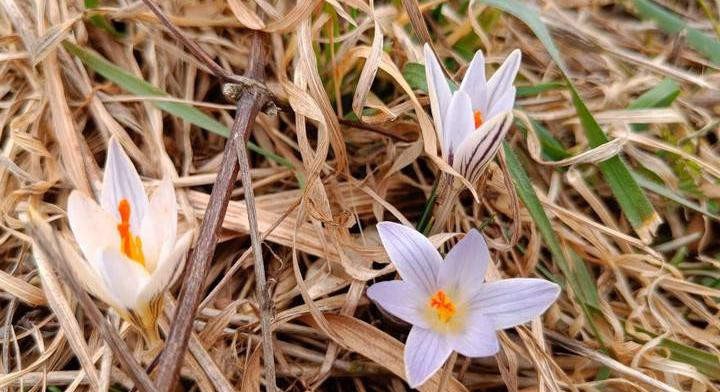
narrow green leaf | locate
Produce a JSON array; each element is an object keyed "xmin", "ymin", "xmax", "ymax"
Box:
[
  {"xmin": 628, "ymin": 78, "xmax": 681, "ymax": 131},
  {"xmin": 516, "ymin": 82, "xmax": 565, "ymax": 97},
  {"xmin": 629, "ymin": 322, "xmax": 720, "ymax": 379},
  {"xmin": 479, "ymin": 0, "xmax": 660, "ymax": 241},
  {"xmin": 634, "ymin": 0, "xmax": 720, "ymax": 65},
  {"xmin": 84, "ymin": 0, "xmax": 124, "ymax": 38},
  {"xmin": 503, "ymin": 143, "xmax": 569, "ymax": 276},
  {"xmin": 416, "ymin": 180, "xmax": 438, "ymax": 234},
  {"xmin": 656, "ymin": 336, "xmax": 720, "ymax": 378},
  {"xmin": 569, "ymin": 250, "xmax": 600, "ymax": 311},
  {"xmin": 633, "ymin": 171, "xmax": 720, "ymax": 221},
  {"xmin": 62, "ymin": 41, "xmax": 294, "ymax": 169},
  {"xmin": 504, "ymin": 142, "xmax": 606, "ymax": 349},
  {"xmin": 514, "ymin": 115, "xmax": 571, "ymax": 161},
  {"xmin": 628, "ymin": 78, "xmax": 681, "ymax": 110}
]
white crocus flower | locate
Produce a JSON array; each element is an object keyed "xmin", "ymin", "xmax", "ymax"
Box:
[
  {"xmin": 367, "ymin": 222, "xmax": 560, "ymax": 388},
  {"xmin": 424, "ymin": 43, "xmax": 520, "ymax": 184},
  {"xmin": 67, "ymin": 138, "xmax": 192, "ymax": 341}
]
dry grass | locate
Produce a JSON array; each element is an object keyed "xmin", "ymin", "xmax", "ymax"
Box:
[{"xmin": 1, "ymin": 0, "xmax": 720, "ymax": 390}]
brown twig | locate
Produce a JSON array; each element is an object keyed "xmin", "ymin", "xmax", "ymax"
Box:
[
  {"xmin": 135, "ymin": 1, "xmax": 278, "ymax": 390},
  {"xmin": 149, "ymin": 32, "xmax": 274, "ymax": 392},
  {"xmin": 139, "ymin": 0, "xmax": 283, "ymax": 111},
  {"xmin": 234, "ymin": 94, "xmax": 278, "ymax": 392},
  {"xmin": 25, "ymin": 210, "xmax": 158, "ymax": 392},
  {"xmin": 232, "ymin": 31, "xmax": 277, "ymax": 391}
]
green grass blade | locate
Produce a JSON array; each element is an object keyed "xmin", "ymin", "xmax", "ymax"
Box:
[
  {"xmin": 632, "ymin": 322, "xmax": 720, "ymax": 379},
  {"xmin": 503, "ymin": 143, "xmax": 569, "ymax": 276},
  {"xmin": 571, "ymin": 85, "xmax": 661, "ymax": 236},
  {"xmin": 504, "ymin": 142, "xmax": 606, "ymax": 348},
  {"xmin": 628, "ymin": 78, "xmax": 681, "ymax": 110},
  {"xmin": 633, "ymin": 0, "xmax": 720, "ymax": 65},
  {"xmin": 665, "ymin": 347, "xmax": 720, "ymax": 379},
  {"xmin": 416, "ymin": 180, "xmax": 438, "ymax": 234},
  {"xmin": 569, "ymin": 250, "xmax": 601, "ymax": 311},
  {"xmin": 84, "ymin": 0, "xmax": 124, "ymax": 38},
  {"xmin": 633, "ymin": 171, "xmax": 720, "ymax": 221},
  {"xmin": 516, "ymin": 82, "xmax": 565, "ymax": 97},
  {"xmin": 63, "ymin": 41, "xmax": 294, "ymax": 169},
  {"xmin": 628, "ymin": 78, "xmax": 681, "ymax": 131},
  {"xmin": 515, "ymin": 114, "xmax": 571, "ymax": 161},
  {"xmin": 479, "ymin": 0, "xmax": 660, "ymax": 241}
]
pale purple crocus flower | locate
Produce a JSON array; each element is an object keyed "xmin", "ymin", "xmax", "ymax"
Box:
[
  {"xmin": 367, "ymin": 222, "xmax": 560, "ymax": 388},
  {"xmin": 424, "ymin": 43, "xmax": 520, "ymax": 184}
]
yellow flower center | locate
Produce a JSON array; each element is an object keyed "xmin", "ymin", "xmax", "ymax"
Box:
[
  {"xmin": 429, "ymin": 290, "xmax": 456, "ymax": 323},
  {"xmin": 117, "ymin": 199, "xmax": 145, "ymax": 266},
  {"xmin": 473, "ymin": 110, "xmax": 484, "ymax": 128}
]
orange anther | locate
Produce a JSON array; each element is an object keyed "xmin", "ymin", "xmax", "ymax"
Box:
[
  {"xmin": 116, "ymin": 199, "xmax": 145, "ymax": 266},
  {"xmin": 429, "ymin": 290, "xmax": 456, "ymax": 323},
  {"xmin": 473, "ymin": 110, "xmax": 483, "ymax": 128}
]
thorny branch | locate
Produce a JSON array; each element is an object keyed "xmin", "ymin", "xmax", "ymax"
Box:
[{"xmin": 138, "ymin": 1, "xmax": 277, "ymax": 390}]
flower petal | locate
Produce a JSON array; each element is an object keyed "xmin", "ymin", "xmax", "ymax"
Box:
[
  {"xmin": 459, "ymin": 49, "xmax": 488, "ymax": 111},
  {"xmin": 404, "ymin": 327, "xmax": 452, "ymax": 388},
  {"xmin": 438, "ymin": 229, "xmax": 490, "ymax": 302},
  {"xmin": 469, "ymin": 278, "xmax": 560, "ymax": 330},
  {"xmin": 449, "ymin": 311, "xmax": 499, "ymax": 357},
  {"xmin": 486, "ymin": 86, "xmax": 516, "ymax": 121},
  {"xmin": 140, "ymin": 177, "xmax": 178, "ymax": 272},
  {"xmin": 139, "ymin": 230, "xmax": 192, "ymax": 304},
  {"xmin": 43, "ymin": 233, "xmax": 123, "ymax": 311},
  {"xmin": 97, "ymin": 248, "xmax": 150, "ymax": 310},
  {"xmin": 101, "ymin": 137, "xmax": 148, "ymax": 233},
  {"xmin": 424, "ymin": 44, "xmax": 452, "ymax": 150},
  {"xmin": 485, "ymin": 49, "xmax": 521, "ymax": 114},
  {"xmin": 377, "ymin": 222, "xmax": 442, "ymax": 294},
  {"xmin": 453, "ymin": 111, "xmax": 513, "ymax": 184},
  {"xmin": 67, "ymin": 190, "xmax": 120, "ymax": 270},
  {"xmin": 443, "ymin": 90, "xmax": 475, "ymax": 162},
  {"xmin": 366, "ymin": 280, "xmax": 430, "ymax": 329}
]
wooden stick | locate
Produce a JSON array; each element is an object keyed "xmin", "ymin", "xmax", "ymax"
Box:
[
  {"xmin": 151, "ymin": 32, "xmax": 272, "ymax": 392},
  {"xmin": 232, "ymin": 31, "xmax": 277, "ymax": 392},
  {"xmin": 136, "ymin": 2, "xmax": 277, "ymax": 389}
]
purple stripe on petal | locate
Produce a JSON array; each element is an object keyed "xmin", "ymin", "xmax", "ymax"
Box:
[
  {"xmin": 453, "ymin": 112, "xmax": 513, "ymax": 184},
  {"xmin": 468, "ymin": 278, "xmax": 560, "ymax": 330},
  {"xmin": 438, "ymin": 229, "xmax": 490, "ymax": 302},
  {"xmin": 404, "ymin": 327, "xmax": 452, "ymax": 388},
  {"xmin": 448, "ymin": 311, "xmax": 499, "ymax": 357},
  {"xmin": 367, "ymin": 280, "xmax": 430, "ymax": 329},
  {"xmin": 377, "ymin": 222, "xmax": 441, "ymax": 294}
]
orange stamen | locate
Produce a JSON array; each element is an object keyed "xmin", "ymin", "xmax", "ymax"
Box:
[
  {"xmin": 429, "ymin": 290, "xmax": 456, "ymax": 323},
  {"xmin": 473, "ymin": 110, "xmax": 483, "ymax": 128},
  {"xmin": 117, "ymin": 199, "xmax": 145, "ymax": 266}
]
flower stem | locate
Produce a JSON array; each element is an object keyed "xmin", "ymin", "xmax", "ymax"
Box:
[
  {"xmin": 430, "ymin": 173, "xmax": 463, "ymax": 234},
  {"xmin": 437, "ymin": 351, "xmax": 458, "ymax": 392}
]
